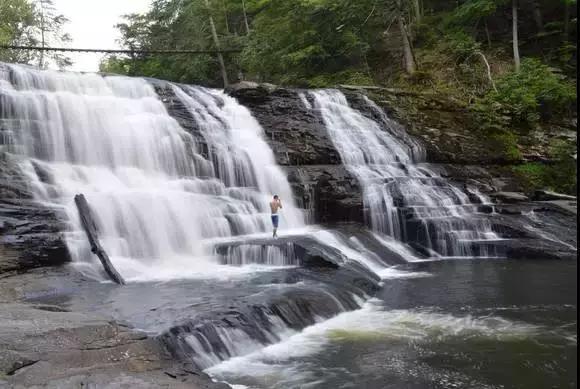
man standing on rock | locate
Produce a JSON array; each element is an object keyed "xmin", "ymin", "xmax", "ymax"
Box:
[{"xmin": 270, "ymin": 195, "xmax": 282, "ymax": 238}]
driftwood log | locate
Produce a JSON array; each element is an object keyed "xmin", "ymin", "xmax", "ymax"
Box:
[{"xmin": 74, "ymin": 194, "xmax": 125, "ymax": 285}]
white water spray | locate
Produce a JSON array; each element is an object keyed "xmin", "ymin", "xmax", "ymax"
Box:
[{"xmin": 308, "ymin": 90, "xmax": 501, "ymax": 258}]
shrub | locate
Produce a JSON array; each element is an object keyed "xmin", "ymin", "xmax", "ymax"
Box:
[
  {"xmin": 513, "ymin": 160, "xmax": 577, "ymax": 195},
  {"xmin": 479, "ymin": 58, "xmax": 576, "ymax": 124},
  {"xmin": 307, "ymin": 70, "xmax": 375, "ymax": 88},
  {"xmin": 441, "ymin": 30, "xmax": 481, "ymax": 60},
  {"xmin": 488, "ymin": 130, "xmax": 522, "ymax": 161}
]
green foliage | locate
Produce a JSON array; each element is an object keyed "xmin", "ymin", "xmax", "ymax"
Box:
[
  {"xmin": 488, "ymin": 130, "xmax": 522, "ymax": 161},
  {"xmin": 241, "ymin": 0, "xmax": 372, "ymax": 85},
  {"xmin": 0, "ymin": 0, "xmax": 71, "ymax": 68},
  {"xmin": 306, "ymin": 70, "xmax": 374, "ymax": 88},
  {"xmin": 513, "ymin": 135, "xmax": 577, "ymax": 195},
  {"xmin": 447, "ymin": 0, "xmax": 500, "ymax": 26},
  {"xmin": 441, "ymin": 30, "xmax": 481, "ymax": 60},
  {"xmin": 513, "ymin": 160, "xmax": 577, "ymax": 195},
  {"xmin": 478, "ymin": 58, "xmax": 576, "ymax": 124}
]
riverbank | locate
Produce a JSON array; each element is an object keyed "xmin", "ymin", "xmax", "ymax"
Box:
[{"xmin": 0, "ymin": 266, "xmax": 229, "ymax": 389}]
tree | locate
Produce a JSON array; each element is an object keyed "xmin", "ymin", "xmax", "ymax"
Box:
[
  {"xmin": 395, "ymin": 0, "xmax": 417, "ymax": 74},
  {"xmin": 530, "ymin": 0, "xmax": 544, "ymax": 33},
  {"xmin": 0, "ymin": 0, "xmax": 36, "ymax": 64},
  {"xmin": 204, "ymin": 0, "xmax": 229, "ymax": 87},
  {"xmin": 33, "ymin": 0, "xmax": 72, "ymax": 69},
  {"xmin": 562, "ymin": 0, "xmax": 576, "ymax": 41},
  {"xmin": 512, "ymin": 0, "xmax": 520, "ymax": 71},
  {"xmin": 241, "ymin": 0, "xmax": 250, "ymax": 34},
  {"xmin": 0, "ymin": 0, "xmax": 71, "ymax": 68}
]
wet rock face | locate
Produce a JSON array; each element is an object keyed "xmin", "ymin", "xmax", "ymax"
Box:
[
  {"xmin": 227, "ymin": 84, "xmax": 362, "ymax": 224},
  {"xmin": 286, "ymin": 165, "xmax": 363, "ymax": 224},
  {"xmin": 0, "ymin": 156, "xmax": 70, "ymax": 274},
  {"xmin": 228, "ymin": 86, "xmax": 341, "ymax": 166}
]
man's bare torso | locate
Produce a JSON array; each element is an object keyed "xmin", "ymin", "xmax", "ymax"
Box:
[{"xmin": 270, "ymin": 200, "xmax": 282, "ymax": 214}]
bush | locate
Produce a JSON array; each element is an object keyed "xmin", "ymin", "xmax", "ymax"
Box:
[
  {"xmin": 441, "ymin": 30, "xmax": 481, "ymax": 60},
  {"xmin": 513, "ymin": 159, "xmax": 577, "ymax": 195},
  {"xmin": 479, "ymin": 58, "xmax": 576, "ymax": 124},
  {"xmin": 307, "ymin": 70, "xmax": 375, "ymax": 88},
  {"xmin": 488, "ymin": 131, "xmax": 522, "ymax": 161}
]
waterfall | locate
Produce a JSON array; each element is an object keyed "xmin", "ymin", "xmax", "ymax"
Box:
[
  {"xmin": 308, "ymin": 90, "xmax": 501, "ymax": 258},
  {"xmin": 0, "ymin": 64, "xmax": 304, "ymax": 281}
]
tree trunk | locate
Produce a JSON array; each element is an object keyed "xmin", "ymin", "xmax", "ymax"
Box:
[
  {"xmin": 531, "ymin": 0, "xmax": 544, "ymax": 33},
  {"xmin": 468, "ymin": 51, "xmax": 497, "ymax": 92},
  {"xmin": 204, "ymin": 0, "xmax": 229, "ymax": 87},
  {"xmin": 398, "ymin": 17, "xmax": 416, "ymax": 74},
  {"xmin": 512, "ymin": 0, "xmax": 521, "ymax": 72},
  {"xmin": 39, "ymin": 0, "xmax": 46, "ymax": 68},
  {"xmin": 484, "ymin": 19, "xmax": 492, "ymax": 48},
  {"xmin": 564, "ymin": 1, "xmax": 570, "ymax": 41},
  {"xmin": 74, "ymin": 194, "xmax": 125, "ymax": 285},
  {"xmin": 412, "ymin": 0, "xmax": 421, "ymax": 23},
  {"xmin": 242, "ymin": 0, "xmax": 250, "ymax": 35},
  {"xmin": 396, "ymin": 0, "xmax": 417, "ymax": 74},
  {"xmin": 222, "ymin": 0, "xmax": 230, "ymax": 34}
]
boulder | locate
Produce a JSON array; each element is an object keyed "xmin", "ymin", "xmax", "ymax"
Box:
[
  {"xmin": 286, "ymin": 165, "xmax": 363, "ymax": 224},
  {"xmin": 0, "ymin": 302, "xmax": 225, "ymax": 389},
  {"xmin": 227, "ymin": 86, "xmax": 341, "ymax": 166},
  {"xmin": 0, "ymin": 155, "xmax": 70, "ymax": 274},
  {"xmin": 490, "ymin": 191, "xmax": 530, "ymax": 203},
  {"xmin": 533, "ymin": 190, "xmax": 577, "ymax": 202}
]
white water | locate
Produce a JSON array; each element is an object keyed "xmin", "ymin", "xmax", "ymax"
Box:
[
  {"xmin": 308, "ymin": 90, "xmax": 501, "ymax": 258},
  {"xmin": 0, "ymin": 64, "xmax": 304, "ymax": 281},
  {"xmin": 208, "ymin": 298, "xmax": 543, "ymax": 387}
]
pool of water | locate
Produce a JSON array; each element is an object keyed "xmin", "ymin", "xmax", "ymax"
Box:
[
  {"xmin": 26, "ymin": 258, "xmax": 576, "ymax": 389},
  {"xmin": 207, "ymin": 259, "xmax": 577, "ymax": 389}
]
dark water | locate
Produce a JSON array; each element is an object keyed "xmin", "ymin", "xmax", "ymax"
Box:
[
  {"xmin": 24, "ymin": 259, "xmax": 576, "ymax": 389},
  {"xmin": 207, "ymin": 260, "xmax": 577, "ymax": 389}
]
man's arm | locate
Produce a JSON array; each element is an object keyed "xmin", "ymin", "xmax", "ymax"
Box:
[{"xmin": 278, "ymin": 199, "xmax": 283, "ymax": 208}]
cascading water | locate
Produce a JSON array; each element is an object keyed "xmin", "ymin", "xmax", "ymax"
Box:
[
  {"xmin": 0, "ymin": 63, "xmax": 304, "ymax": 281},
  {"xmin": 308, "ymin": 89, "xmax": 501, "ymax": 258},
  {"xmin": 1, "ymin": 63, "xmax": 390, "ymax": 373}
]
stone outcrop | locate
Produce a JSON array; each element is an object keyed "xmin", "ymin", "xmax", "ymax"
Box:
[
  {"xmin": 0, "ymin": 269, "xmax": 227, "ymax": 389},
  {"xmin": 0, "ymin": 154, "xmax": 70, "ymax": 275}
]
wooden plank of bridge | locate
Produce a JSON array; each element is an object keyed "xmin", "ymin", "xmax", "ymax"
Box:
[{"xmin": 74, "ymin": 194, "xmax": 125, "ymax": 285}]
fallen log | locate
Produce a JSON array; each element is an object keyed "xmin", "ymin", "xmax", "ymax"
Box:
[{"xmin": 74, "ymin": 194, "xmax": 125, "ymax": 285}]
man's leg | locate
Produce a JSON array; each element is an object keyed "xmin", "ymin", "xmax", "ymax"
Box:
[{"xmin": 272, "ymin": 215, "xmax": 278, "ymax": 238}]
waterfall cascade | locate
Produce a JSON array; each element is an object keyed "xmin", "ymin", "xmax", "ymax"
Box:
[
  {"xmin": 0, "ymin": 64, "xmax": 304, "ymax": 281},
  {"xmin": 1, "ymin": 63, "xmax": 509, "ymax": 379},
  {"xmin": 308, "ymin": 90, "xmax": 502, "ymax": 258}
]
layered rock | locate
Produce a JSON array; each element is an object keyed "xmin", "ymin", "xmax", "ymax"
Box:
[
  {"xmin": 0, "ymin": 154, "xmax": 70, "ymax": 274},
  {"xmin": 0, "ymin": 268, "xmax": 227, "ymax": 389},
  {"xmin": 226, "ymin": 82, "xmax": 577, "ymax": 260}
]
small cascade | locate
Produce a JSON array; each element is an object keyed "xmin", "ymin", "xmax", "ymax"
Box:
[
  {"xmin": 216, "ymin": 243, "xmax": 298, "ymax": 266},
  {"xmin": 308, "ymin": 90, "xmax": 502, "ymax": 258},
  {"xmin": 159, "ymin": 278, "xmax": 370, "ymax": 370}
]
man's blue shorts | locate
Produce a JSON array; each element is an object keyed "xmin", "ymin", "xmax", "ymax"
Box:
[{"xmin": 271, "ymin": 214, "xmax": 279, "ymax": 228}]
